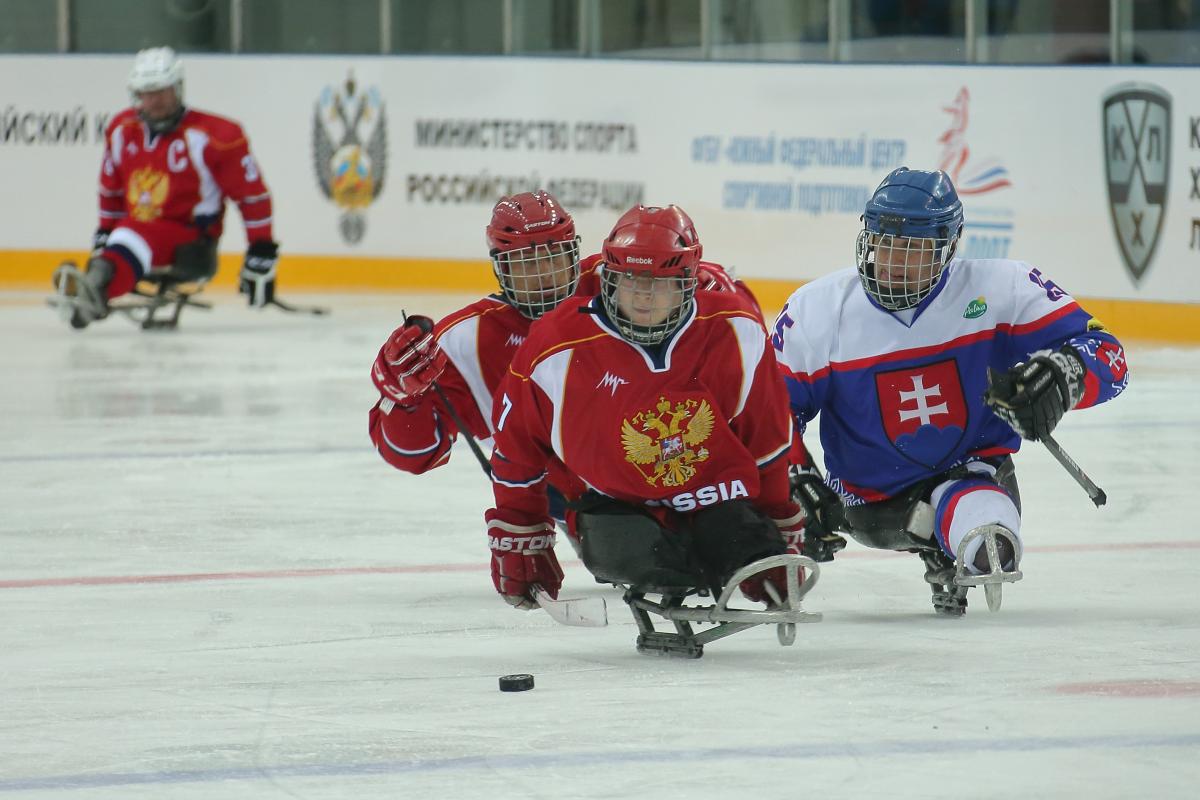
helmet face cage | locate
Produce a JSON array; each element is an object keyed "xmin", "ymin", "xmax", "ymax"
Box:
[
  {"xmin": 600, "ymin": 267, "xmax": 697, "ymax": 345},
  {"xmin": 856, "ymin": 167, "xmax": 964, "ymax": 312},
  {"xmin": 855, "ymin": 228, "xmax": 956, "ymax": 311},
  {"xmin": 491, "ymin": 236, "xmax": 581, "ymax": 319}
]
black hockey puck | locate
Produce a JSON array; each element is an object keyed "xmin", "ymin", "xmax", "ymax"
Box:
[{"xmin": 499, "ymin": 674, "xmax": 534, "ymax": 692}]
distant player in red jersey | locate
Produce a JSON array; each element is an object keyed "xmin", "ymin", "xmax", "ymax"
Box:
[
  {"xmin": 53, "ymin": 47, "xmax": 279, "ymax": 328},
  {"xmin": 484, "ymin": 204, "xmax": 807, "ymax": 611}
]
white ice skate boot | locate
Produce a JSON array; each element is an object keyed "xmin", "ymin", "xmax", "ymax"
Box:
[{"xmin": 50, "ymin": 259, "xmax": 113, "ymax": 329}]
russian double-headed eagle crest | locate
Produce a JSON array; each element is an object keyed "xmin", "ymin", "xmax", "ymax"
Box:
[
  {"xmin": 621, "ymin": 396, "xmax": 713, "ymax": 488},
  {"xmin": 128, "ymin": 167, "xmax": 168, "ymax": 222},
  {"xmin": 312, "ymin": 72, "xmax": 387, "ymax": 244}
]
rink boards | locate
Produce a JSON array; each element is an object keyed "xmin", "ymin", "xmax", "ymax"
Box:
[{"xmin": 1, "ymin": 55, "xmax": 1198, "ymax": 341}]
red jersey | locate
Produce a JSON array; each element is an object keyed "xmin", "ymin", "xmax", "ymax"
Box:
[
  {"xmin": 98, "ymin": 107, "xmax": 273, "ymax": 241},
  {"xmin": 489, "ymin": 290, "xmax": 795, "ymax": 529},
  {"xmin": 369, "ymin": 255, "xmax": 603, "ymax": 476}
]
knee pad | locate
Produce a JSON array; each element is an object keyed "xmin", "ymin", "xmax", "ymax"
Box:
[
  {"xmin": 576, "ymin": 500, "xmax": 701, "ymax": 591},
  {"xmin": 685, "ymin": 500, "xmax": 786, "ymax": 589}
]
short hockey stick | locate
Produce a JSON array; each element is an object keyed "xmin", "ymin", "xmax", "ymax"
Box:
[
  {"xmin": 533, "ymin": 585, "xmax": 608, "ymax": 627},
  {"xmin": 432, "ymin": 383, "xmax": 492, "ymax": 478},
  {"xmin": 986, "ymin": 366, "xmax": 1107, "ymax": 508},
  {"xmin": 1042, "ymin": 434, "xmax": 1107, "ymax": 508},
  {"xmin": 438, "ymin": 389, "xmax": 603, "ymax": 625},
  {"xmin": 269, "ymin": 297, "xmax": 329, "ymax": 316},
  {"xmin": 398, "ymin": 314, "xmax": 603, "ymax": 626}
]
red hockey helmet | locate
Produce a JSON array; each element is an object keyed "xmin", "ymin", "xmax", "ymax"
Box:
[
  {"xmin": 485, "ymin": 190, "xmax": 580, "ymax": 319},
  {"xmin": 600, "ymin": 205, "xmax": 702, "ymax": 345}
]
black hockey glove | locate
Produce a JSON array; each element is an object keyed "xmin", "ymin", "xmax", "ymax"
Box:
[
  {"xmin": 240, "ymin": 240, "xmax": 279, "ymax": 308},
  {"xmin": 985, "ymin": 346, "xmax": 1085, "ymax": 441},
  {"xmin": 790, "ymin": 465, "xmax": 847, "ymax": 563},
  {"xmin": 91, "ymin": 228, "xmax": 111, "ymax": 254}
]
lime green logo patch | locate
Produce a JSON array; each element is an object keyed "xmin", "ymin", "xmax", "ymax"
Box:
[{"xmin": 963, "ymin": 297, "xmax": 988, "ymax": 319}]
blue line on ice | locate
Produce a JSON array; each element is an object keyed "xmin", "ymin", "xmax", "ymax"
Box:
[{"xmin": 3, "ymin": 733, "xmax": 1199, "ymax": 792}]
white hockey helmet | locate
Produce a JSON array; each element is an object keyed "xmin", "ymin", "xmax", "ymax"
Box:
[{"xmin": 128, "ymin": 47, "xmax": 184, "ymax": 99}]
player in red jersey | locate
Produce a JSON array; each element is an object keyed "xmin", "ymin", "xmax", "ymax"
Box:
[
  {"xmin": 369, "ymin": 191, "xmax": 589, "ymax": 509},
  {"xmin": 53, "ymin": 47, "xmax": 279, "ymax": 328},
  {"xmin": 369, "ymin": 192, "xmax": 751, "ymax": 521},
  {"xmin": 484, "ymin": 204, "xmax": 807, "ymax": 611}
]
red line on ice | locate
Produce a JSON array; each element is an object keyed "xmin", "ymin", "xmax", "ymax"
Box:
[
  {"xmin": 1054, "ymin": 680, "xmax": 1200, "ymax": 698},
  {"xmin": 0, "ymin": 563, "xmax": 484, "ymax": 589},
  {"xmin": 1, "ymin": 540, "xmax": 1197, "ymax": 590}
]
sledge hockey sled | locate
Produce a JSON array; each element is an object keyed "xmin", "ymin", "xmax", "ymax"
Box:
[
  {"xmin": 919, "ymin": 523, "xmax": 1022, "ymax": 616},
  {"xmin": 48, "ymin": 259, "xmax": 210, "ymax": 331},
  {"xmin": 48, "ymin": 241, "xmax": 328, "ymax": 330},
  {"xmin": 47, "ymin": 238, "xmax": 218, "ymax": 331},
  {"xmin": 539, "ymin": 554, "xmax": 822, "ymax": 658},
  {"xmin": 107, "ymin": 272, "xmax": 213, "ymax": 331},
  {"xmin": 627, "ymin": 554, "xmax": 822, "ymax": 658},
  {"xmin": 113, "ymin": 238, "xmax": 218, "ymax": 330}
]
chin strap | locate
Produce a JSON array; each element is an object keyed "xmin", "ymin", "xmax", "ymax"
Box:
[{"xmin": 140, "ymin": 105, "xmax": 186, "ymax": 135}]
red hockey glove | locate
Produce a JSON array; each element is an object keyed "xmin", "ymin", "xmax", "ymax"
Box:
[
  {"xmin": 487, "ymin": 509, "xmax": 563, "ymax": 610},
  {"xmin": 740, "ymin": 503, "xmax": 807, "ymax": 605},
  {"xmin": 371, "ymin": 315, "xmax": 449, "ymax": 407}
]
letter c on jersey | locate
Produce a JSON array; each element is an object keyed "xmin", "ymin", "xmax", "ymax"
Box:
[{"xmin": 167, "ymin": 139, "xmax": 189, "ymax": 172}]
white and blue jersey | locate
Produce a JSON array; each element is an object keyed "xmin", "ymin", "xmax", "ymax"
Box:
[{"xmin": 772, "ymin": 258, "xmax": 1128, "ymax": 505}]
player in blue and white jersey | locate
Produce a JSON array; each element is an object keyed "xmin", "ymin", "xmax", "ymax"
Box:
[{"xmin": 772, "ymin": 167, "xmax": 1128, "ymax": 615}]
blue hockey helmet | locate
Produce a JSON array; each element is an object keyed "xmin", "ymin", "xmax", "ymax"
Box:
[{"xmin": 855, "ymin": 167, "xmax": 964, "ymax": 311}]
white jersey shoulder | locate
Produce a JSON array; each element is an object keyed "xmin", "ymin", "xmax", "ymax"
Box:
[
  {"xmin": 777, "ymin": 258, "xmax": 1073, "ymax": 371},
  {"xmin": 775, "ymin": 267, "xmax": 861, "ymax": 375},
  {"xmin": 437, "ymin": 300, "xmax": 508, "ymax": 433},
  {"xmin": 948, "ymin": 257, "xmax": 1076, "ymax": 326}
]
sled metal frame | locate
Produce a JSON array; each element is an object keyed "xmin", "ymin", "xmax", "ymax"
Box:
[
  {"xmin": 623, "ymin": 554, "xmax": 822, "ymax": 659},
  {"xmin": 109, "ymin": 274, "xmax": 213, "ymax": 331},
  {"xmin": 952, "ymin": 524, "xmax": 1023, "ymax": 612}
]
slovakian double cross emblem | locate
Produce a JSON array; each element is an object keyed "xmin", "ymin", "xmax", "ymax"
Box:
[{"xmin": 875, "ymin": 360, "xmax": 968, "ymax": 469}]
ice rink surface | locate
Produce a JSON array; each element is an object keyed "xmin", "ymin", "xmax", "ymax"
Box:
[{"xmin": 2, "ymin": 290, "xmax": 1198, "ymax": 799}]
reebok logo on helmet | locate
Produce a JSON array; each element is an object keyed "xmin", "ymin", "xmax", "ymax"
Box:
[{"xmin": 625, "ymin": 256, "xmax": 653, "ymax": 265}]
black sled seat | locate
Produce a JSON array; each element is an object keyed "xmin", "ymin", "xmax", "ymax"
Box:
[{"xmin": 108, "ymin": 238, "xmax": 218, "ymax": 330}]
